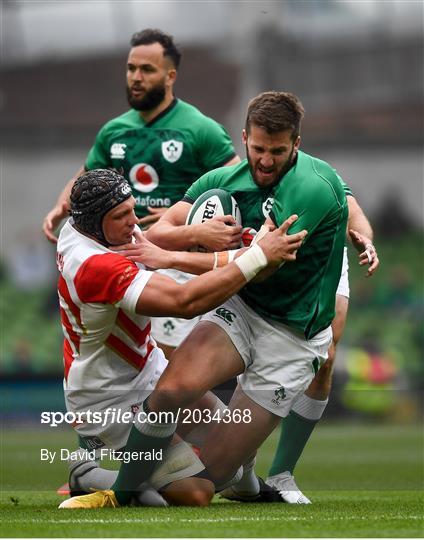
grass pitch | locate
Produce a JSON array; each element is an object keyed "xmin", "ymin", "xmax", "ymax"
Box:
[{"xmin": 1, "ymin": 422, "xmax": 423, "ymax": 537}]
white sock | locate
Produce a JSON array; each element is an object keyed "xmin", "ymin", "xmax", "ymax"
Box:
[
  {"xmin": 215, "ymin": 466, "xmax": 243, "ymax": 492},
  {"xmin": 71, "ymin": 463, "xmax": 117, "ymax": 492},
  {"xmin": 231, "ymin": 456, "xmax": 260, "ymax": 495},
  {"xmin": 291, "ymin": 393, "xmax": 328, "ymax": 421}
]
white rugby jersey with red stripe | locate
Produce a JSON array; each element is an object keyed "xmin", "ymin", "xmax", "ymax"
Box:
[{"xmin": 57, "ymin": 220, "xmax": 163, "ymax": 411}]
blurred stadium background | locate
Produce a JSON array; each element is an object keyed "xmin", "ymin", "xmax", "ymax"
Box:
[{"xmin": 1, "ymin": 0, "xmax": 423, "ymax": 479}]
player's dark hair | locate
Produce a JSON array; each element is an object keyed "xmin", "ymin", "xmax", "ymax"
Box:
[
  {"xmin": 130, "ymin": 29, "xmax": 181, "ymax": 69},
  {"xmin": 245, "ymin": 91, "xmax": 305, "ymax": 140}
]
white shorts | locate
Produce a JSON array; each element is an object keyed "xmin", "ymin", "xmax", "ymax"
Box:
[
  {"xmin": 71, "ymin": 352, "xmax": 168, "ymax": 451},
  {"xmin": 200, "ymin": 295, "xmax": 332, "ymax": 418},
  {"xmin": 336, "ymin": 247, "xmax": 350, "ymax": 298},
  {"xmin": 151, "ymin": 268, "xmax": 200, "ymax": 347}
]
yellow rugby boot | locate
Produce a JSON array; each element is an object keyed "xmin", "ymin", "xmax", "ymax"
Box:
[{"xmin": 58, "ymin": 489, "xmax": 119, "ymax": 509}]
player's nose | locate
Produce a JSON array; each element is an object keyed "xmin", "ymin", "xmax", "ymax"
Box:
[
  {"xmin": 260, "ymin": 155, "xmax": 274, "ymax": 168},
  {"xmin": 132, "ymin": 68, "xmax": 143, "ymax": 81}
]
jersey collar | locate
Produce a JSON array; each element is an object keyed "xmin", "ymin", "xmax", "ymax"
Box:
[{"xmin": 143, "ymin": 98, "xmax": 178, "ymax": 128}]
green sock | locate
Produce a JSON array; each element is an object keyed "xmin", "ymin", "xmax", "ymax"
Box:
[
  {"xmin": 268, "ymin": 411, "xmax": 317, "ymax": 476},
  {"xmin": 77, "ymin": 435, "xmax": 89, "ymax": 450},
  {"xmin": 112, "ymin": 426, "xmax": 172, "ymax": 505}
]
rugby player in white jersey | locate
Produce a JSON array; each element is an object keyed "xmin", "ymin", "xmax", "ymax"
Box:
[{"xmin": 57, "ymin": 168, "xmax": 307, "ymax": 508}]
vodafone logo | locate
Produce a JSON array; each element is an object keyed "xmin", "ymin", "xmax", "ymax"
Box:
[{"xmin": 129, "ymin": 163, "xmax": 159, "ymax": 193}]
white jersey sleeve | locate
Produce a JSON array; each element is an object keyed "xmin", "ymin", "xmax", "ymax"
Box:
[{"xmin": 119, "ymin": 270, "xmax": 154, "ymax": 313}]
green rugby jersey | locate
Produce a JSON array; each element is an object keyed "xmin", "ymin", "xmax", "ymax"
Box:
[
  {"xmin": 85, "ymin": 99, "xmax": 236, "ymax": 218},
  {"xmin": 184, "ymin": 151, "xmax": 348, "ymax": 339},
  {"xmin": 340, "ymin": 177, "xmax": 353, "ymax": 197}
]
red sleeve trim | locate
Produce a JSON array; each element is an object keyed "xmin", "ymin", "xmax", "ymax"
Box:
[{"xmin": 74, "ymin": 253, "xmax": 139, "ymax": 304}]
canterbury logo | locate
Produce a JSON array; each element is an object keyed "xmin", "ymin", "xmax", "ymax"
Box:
[{"xmin": 214, "ymin": 308, "xmax": 236, "ymax": 325}]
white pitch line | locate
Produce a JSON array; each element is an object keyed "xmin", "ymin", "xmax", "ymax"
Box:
[{"xmin": 2, "ymin": 515, "xmax": 422, "ymax": 525}]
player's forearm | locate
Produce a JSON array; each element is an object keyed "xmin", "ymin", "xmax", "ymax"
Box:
[
  {"xmin": 136, "ymin": 246, "xmax": 266, "ymax": 317},
  {"xmin": 146, "ymin": 221, "xmax": 203, "ymax": 250},
  {"xmin": 166, "ymin": 248, "xmax": 244, "ymax": 275},
  {"xmin": 176, "ymin": 264, "xmax": 247, "ymax": 317},
  {"xmin": 176, "ymin": 246, "xmax": 267, "ymax": 318},
  {"xmin": 166, "ymin": 250, "xmax": 215, "ymax": 275},
  {"xmin": 347, "ymin": 196, "xmax": 373, "ymax": 241}
]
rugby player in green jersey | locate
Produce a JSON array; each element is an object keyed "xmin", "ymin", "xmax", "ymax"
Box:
[
  {"xmin": 145, "ymin": 91, "xmax": 379, "ymax": 503},
  {"xmin": 61, "ymin": 92, "xmax": 378, "ymax": 508},
  {"xmin": 42, "ymin": 28, "xmax": 241, "ymax": 359}
]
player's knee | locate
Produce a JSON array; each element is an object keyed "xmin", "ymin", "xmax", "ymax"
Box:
[
  {"xmin": 162, "ymin": 478, "xmax": 214, "ymax": 507},
  {"xmin": 168, "ymin": 490, "xmax": 212, "ymax": 507},
  {"xmin": 154, "ymin": 376, "xmax": 204, "ymax": 410},
  {"xmin": 183, "ymin": 486, "xmax": 214, "ymax": 507}
]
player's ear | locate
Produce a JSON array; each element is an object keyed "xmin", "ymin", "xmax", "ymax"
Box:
[
  {"xmin": 242, "ymin": 129, "xmax": 248, "ymax": 145},
  {"xmin": 167, "ymin": 68, "xmax": 177, "ymax": 87},
  {"xmin": 294, "ymin": 136, "xmax": 301, "ymax": 150}
]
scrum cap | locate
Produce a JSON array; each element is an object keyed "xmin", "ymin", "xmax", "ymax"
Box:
[{"xmin": 70, "ymin": 169, "xmax": 132, "ymax": 245}]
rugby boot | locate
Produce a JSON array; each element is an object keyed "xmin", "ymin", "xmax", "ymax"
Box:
[
  {"xmin": 58, "ymin": 489, "xmax": 119, "ymax": 509},
  {"xmin": 219, "ymin": 477, "xmax": 281, "ymax": 502},
  {"xmin": 266, "ymin": 472, "xmax": 311, "ymax": 504}
]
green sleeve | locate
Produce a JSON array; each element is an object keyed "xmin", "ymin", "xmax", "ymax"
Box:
[
  {"xmin": 196, "ymin": 118, "xmax": 236, "ymax": 170},
  {"xmin": 85, "ymin": 126, "xmax": 112, "ymax": 170},
  {"xmin": 183, "ymin": 170, "xmax": 222, "ymax": 202},
  {"xmin": 335, "ymin": 172, "xmax": 353, "ymax": 197},
  {"xmin": 271, "ymin": 182, "xmax": 341, "ymax": 238}
]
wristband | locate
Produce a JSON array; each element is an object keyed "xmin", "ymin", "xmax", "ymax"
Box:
[
  {"xmin": 213, "ymin": 252, "xmax": 219, "ymax": 270},
  {"xmin": 213, "ymin": 251, "xmax": 228, "ymax": 270},
  {"xmin": 213, "ymin": 249, "xmax": 241, "ymax": 270},
  {"xmin": 228, "ymin": 249, "xmax": 239, "ymax": 262},
  {"xmin": 234, "ymin": 244, "xmax": 268, "ymax": 281}
]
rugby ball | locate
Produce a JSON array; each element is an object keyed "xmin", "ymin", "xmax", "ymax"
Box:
[{"xmin": 186, "ymin": 189, "xmax": 242, "ymax": 252}]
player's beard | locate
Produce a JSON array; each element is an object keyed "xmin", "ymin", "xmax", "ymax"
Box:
[
  {"xmin": 246, "ymin": 145, "xmax": 296, "ymax": 188},
  {"xmin": 126, "ymin": 80, "xmax": 166, "ymax": 111}
]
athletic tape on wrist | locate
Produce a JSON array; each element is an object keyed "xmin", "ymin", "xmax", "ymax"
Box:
[
  {"xmin": 235, "ymin": 244, "xmax": 268, "ymax": 281},
  {"xmin": 213, "ymin": 252, "xmax": 219, "ymax": 270},
  {"xmin": 213, "ymin": 249, "xmax": 240, "ymax": 270},
  {"xmin": 228, "ymin": 249, "xmax": 239, "ymax": 262}
]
